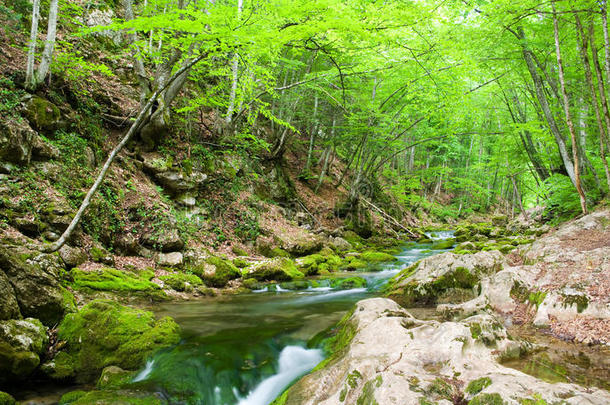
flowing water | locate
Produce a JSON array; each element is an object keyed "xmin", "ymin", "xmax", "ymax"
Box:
[{"xmin": 132, "ymin": 241, "xmax": 453, "ymax": 405}]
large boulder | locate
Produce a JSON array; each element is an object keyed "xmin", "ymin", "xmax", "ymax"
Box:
[
  {"xmin": 276, "ymin": 298, "xmax": 610, "ymax": 405},
  {"xmin": 0, "ymin": 247, "xmax": 70, "ymax": 325},
  {"xmin": 189, "ymin": 256, "xmax": 240, "ymax": 288},
  {"xmin": 281, "ymin": 234, "xmax": 323, "ymax": 257},
  {"xmin": 142, "ymin": 228, "xmax": 184, "ymax": 252},
  {"xmin": 23, "ymin": 95, "xmax": 63, "ymax": 134},
  {"xmin": 155, "ymin": 170, "xmax": 207, "ymax": 196},
  {"xmin": 385, "ymin": 250, "xmax": 505, "ymax": 307},
  {"xmin": 43, "ymin": 299, "xmax": 180, "ymax": 382},
  {"xmin": 0, "ymin": 119, "xmax": 36, "ymax": 166},
  {"xmin": 0, "ymin": 318, "xmax": 48, "ymax": 383}
]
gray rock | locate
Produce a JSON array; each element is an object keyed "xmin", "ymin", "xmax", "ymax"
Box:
[
  {"xmin": 280, "ymin": 298, "xmax": 610, "ymax": 405},
  {"xmin": 0, "ymin": 271, "xmax": 20, "ymax": 321},
  {"xmin": 0, "ymin": 119, "xmax": 35, "ymax": 165},
  {"xmin": 0, "ymin": 248, "xmax": 67, "ymax": 326},
  {"xmin": 155, "ymin": 170, "xmax": 206, "ymax": 195},
  {"xmin": 142, "ymin": 228, "xmax": 184, "ymax": 252},
  {"xmin": 59, "ymin": 245, "xmax": 87, "ymax": 269},
  {"xmin": 23, "ymin": 95, "xmax": 63, "ymax": 134},
  {"xmin": 156, "ymin": 252, "xmax": 184, "ymax": 267},
  {"xmin": 0, "ymin": 317, "xmax": 48, "ymax": 383},
  {"xmin": 329, "ymin": 236, "xmax": 352, "ymax": 252}
]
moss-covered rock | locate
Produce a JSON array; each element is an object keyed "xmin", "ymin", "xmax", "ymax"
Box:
[
  {"xmin": 246, "ymin": 258, "xmax": 304, "ymax": 281},
  {"xmin": 342, "ymin": 256, "xmax": 368, "ymax": 271},
  {"xmin": 159, "ymin": 273, "xmax": 202, "ymax": 292},
  {"xmin": 97, "ymin": 366, "xmax": 137, "ymax": 390},
  {"xmin": 360, "ymin": 251, "xmax": 398, "ymax": 263},
  {"xmin": 0, "ymin": 392, "xmax": 16, "ymax": 405},
  {"xmin": 70, "ymin": 268, "xmax": 164, "ymax": 298},
  {"xmin": 0, "ymin": 270, "xmax": 20, "ymax": 321},
  {"xmin": 24, "ymin": 95, "xmax": 63, "ymax": 133},
  {"xmin": 328, "ymin": 277, "xmax": 367, "ymax": 290},
  {"xmin": 0, "ymin": 317, "xmax": 48, "ymax": 383},
  {"xmin": 59, "ymin": 389, "xmax": 164, "ymax": 405},
  {"xmin": 232, "ymin": 257, "xmax": 249, "ymax": 268},
  {"xmin": 468, "ymin": 393, "xmax": 504, "ymax": 405},
  {"xmin": 47, "ymin": 299, "xmax": 180, "ymax": 382},
  {"xmin": 466, "ymin": 377, "xmax": 492, "ymax": 395},
  {"xmin": 190, "ymin": 256, "xmax": 240, "ymax": 288},
  {"xmin": 0, "ymin": 248, "xmax": 67, "ymax": 325},
  {"xmin": 282, "ymin": 234, "xmax": 323, "ymax": 257}
]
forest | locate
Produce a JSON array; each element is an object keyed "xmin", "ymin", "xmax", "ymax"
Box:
[{"xmin": 0, "ymin": 0, "xmax": 608, "ymax": 404}]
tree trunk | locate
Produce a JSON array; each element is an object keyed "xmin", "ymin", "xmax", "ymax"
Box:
[
  {"xmin": 123, "ymin": 0, "xmax": 150, "ymax": 106},
  {"xmin": 225, "ymin": 0, "xmax": 243, "ymax": 124},
  {"xmin": 575, "ymin": 14, "xmax": 610, "ymax": 192},
  {"xmin": 517, "ymin": 28, "xmax": 579, "ymax": 191},
  {"xmin": 25, "ymin": 0, "xmax": 41, "ymax": 89},
  {"xmin": 552, "ymin": 2, "xmax": 587, "ymax": 213},
  {"xmin": 34, "ymin": 0, "xmax": 59, "ymax": 87}
]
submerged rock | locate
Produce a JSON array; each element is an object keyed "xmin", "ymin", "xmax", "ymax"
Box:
[
  {"xmin": 44, "ymin": 299, "xmax": 180, "ymax": 382},
  {"xmin": 276, "ymin": 298, "xmax": 609, "ymax": 405}
]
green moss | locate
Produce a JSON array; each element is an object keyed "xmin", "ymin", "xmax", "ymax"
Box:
[
  {"xmin": 232, "ymin": 257, "xmax": 249, "ymax": 268},
  {"xmin": 231, "ymin": 246, "xmax": 248, "ymax": 256},
  {"xmin": 54, "ymin": 299, "xmax": 180, "ymax": 382},
  {"xmin": 159, "ymin": 273, "xmax": 202, "ymax": 292},
  {"xmin": 561, "ymin": 294, "xmax": 588, "ymax": 313},
  {"xmin": 242, "ymin": 278, "xmax": 264, "ymax": 290},
  {"xmin": 470, "ymin": 323, "xmax": 482, "ymax": 340},
  {"xmin": 191, "ymin": 256, "xmax": 241, "ymax": 287},
  {"xmin": 60, "ymin": 390, "xmax": 163, "ymax": 404},
  {"xmin": 58, "ymin": 390, "xmax": 87, "ymax": 404},
  {"xmin": 360, "ymin": 251, "xmax": 398, "ymax": 262},
  {"xmin": 247, "ymin": 258, "xmax": 304, "ymax": 281},
  {"xmin": 356, "ymin": 376, "xmax": 381, "ymax": 405},
  {"xmin": 328, "ymin": 277, "xmax": 367, "ymax": 290},
  {"xmin": 528, "ymin": 291, "xmax": 547, "ymax": 309},
  {"xmin": 468, "ymin": 393, "xmax": 504, "ymax": 405},
  {"xmin": 466, "ymin": 377, "xmax": 492, "ymax": 395},
  {"xmin": 70, "ymin": 268, "xmax": 160, "ymax": 293},
  {"xmin": 0, "ymin": 392, "xmax": 15, "ymax": 405},
  {"xmin": 518, "ymin": 394, "xmax": 548, "ymax": 405},
  {"xmin": 342, "ymin": 257, "xmax": 368, "ymax": 271},
  {"xmin": 347, "ymin": 369, "xmax": 362, "ymax": 388},
  {"xmin": 428, "ymin": 377, "xmax": 453, "ymax": 399},
  {"xmin": 96, "ymin": 366, "xmax": 136, "ymax": 389}
]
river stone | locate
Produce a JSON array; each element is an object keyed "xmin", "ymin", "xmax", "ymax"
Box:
[
  {"xmin": 278, "ymin": 298, "xmax": 610, "ymax": 405},
  {"xmin": 46, "ymin": 299, "xmax": 181, "ymax": 382},
  {"xmin": 329, "ymin": 236, "xmax": 352, "ymax": 252},
  {"xmin": 386, "ymin": 250, "xmax": 505, "ymax": 307},
  {"xmin": 0, "ymin": 248, "xmax": 68, "ymax": 326},
  {"xmin": 0, "ymin": 317, "xmax": 48, "ymax": 383},
  {"xmin": 281, "ymin": 234, "xmax": 323, "ymax": 257}
]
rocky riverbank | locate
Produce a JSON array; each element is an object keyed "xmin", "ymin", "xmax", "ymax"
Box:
[{"xmin": 276, "ymin": 209, "xmax": 610, "ymax": 405}]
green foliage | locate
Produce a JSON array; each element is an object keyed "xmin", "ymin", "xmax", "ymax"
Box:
[{"xmin": 466, "ymin": 377, "xmax": 492, "ymax": 395}]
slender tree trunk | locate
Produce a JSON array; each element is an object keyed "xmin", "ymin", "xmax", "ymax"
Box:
[
  {"xmin": 45, "ymin": 55, "xmax": 205, "ymax": 252},
  {"xmin": 225, "ymin": 0, "xmax": 243, "ymax": 124},
  {"xmin": 601, "ymin": 2, "xmax": 610, "ymax": 100},
  {"xmin": 552, "ymin": 2, "xmax": 586, "ymax": 213},
  {"xmin": 575, "ymin": 14, "xmax": 610, "ymax": 191},
  {"xmin": 124, "ymin": 0, "xmax": 150, "ymax": 106},
  {"xmin": 304, "ymin": 96, "xmax": 318, "ymax": 173},
  {"xmin": 25, "ymin": 0, "xmax": 41, "ymax": 89},
  {"xmin": 315, "ymin": 116, "xmax": 336, "ymax": 193},
  {"xmin": 517, "ymin": 27, "xmax": 578, "ymax": 188},
  {"xmin": 35, "ymin": 0, "xmax": 59, "ymax": 87}
]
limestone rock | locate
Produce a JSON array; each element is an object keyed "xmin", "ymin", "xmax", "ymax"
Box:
[
  {"xmin": 279, "ymin": 298, "xmax": 610, "ymax": 405},
  {"xmin": 0, "ymin": 317, "xmax": 48, "ymax": 383},
  {"xmin": 245, "ymin": 257, "xmax": 304, "ymax": 281},
  {"xmin": 59, "ymin": 245, "xmax": 88, "ymax": 269},
  {"xmin": 155, "ymin": 170, "xmax": 206, "ymax": 195},
  {"xmin": 281, "ymin": 234, "xmax": 323, "ymax": 257},
  {"xmin": 0, "ymin": 119, "xmax": 36, "ymax": 165},
  {"xmin": 0, "ymin": 248, "xmax": 68, "ymax": 325},
  {"xmin": 142, "ymin": 228, "xmax": 184, "ymax": 252},
  {"xmin": 156, "ymin": 252, "xmax": 184, "ymax": 267},
  {"xmin": 0, "ymin": 271, "xmax": 20, "ymax": 321},
  {"xmin": 329, "ymin": 236, "xmax": 352, "ymax": 252},
  {"xmin": 386, "ymin": 250, "xmax": 505, "ymax": 307}
]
